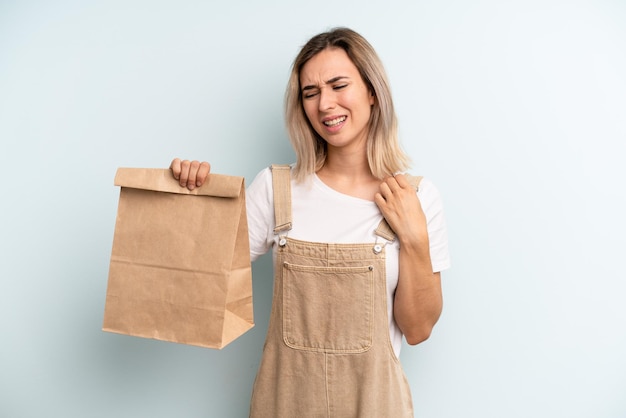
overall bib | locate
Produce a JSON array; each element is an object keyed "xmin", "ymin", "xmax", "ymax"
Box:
[{"xmin": 249, "ymin": 165, "xmax": 418, "ymax": 418}]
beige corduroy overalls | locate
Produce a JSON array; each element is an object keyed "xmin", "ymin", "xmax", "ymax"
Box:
[{"xmin": 249, "ymin": 165, "xmax": 421, "ymax": 418}]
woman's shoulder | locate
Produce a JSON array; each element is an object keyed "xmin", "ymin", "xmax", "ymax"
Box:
[
  {"xmin": 399, "ymin": 174, "xmax": 438, "ymax": 194},
  {"xmin": 402, "ymin": 174, "xmax": 445, "ymax": 212},
  {"xmin": 246, "ymin": 163, "xmax": 298, "ymax": 201},
  {"xmin": 249, "ymin": 163, "xmax": 295, "ymax": 183},
  {"xmin": 246, "ymin": 166, "xmax": 274, "ymax": 207}
]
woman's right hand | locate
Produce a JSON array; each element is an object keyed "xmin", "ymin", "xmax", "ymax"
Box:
[{"xmin": 169, "ymin": 158, "xmax": 211, "ymax": 190}]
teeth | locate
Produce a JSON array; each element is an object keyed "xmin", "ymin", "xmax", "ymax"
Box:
[{"xmin": 324, "ymin": 116, "xmax": 346, "ymax": 127}]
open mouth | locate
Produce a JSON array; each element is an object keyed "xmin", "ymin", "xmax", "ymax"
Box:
[{"xmin": 323, "ymin": 116, "xmax": 347, "ymax": 127}]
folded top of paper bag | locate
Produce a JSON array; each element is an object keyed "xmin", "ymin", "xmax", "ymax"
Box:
[{"xmin": 114, "ymin": 168, "xmax": 243, "ymax": 198}]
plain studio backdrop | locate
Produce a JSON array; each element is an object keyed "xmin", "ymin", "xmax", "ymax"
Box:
[{"xmin": 1, "ymin": 1, "xmax": 624, "ymax": 417}]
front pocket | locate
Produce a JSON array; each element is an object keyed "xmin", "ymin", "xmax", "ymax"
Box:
[{"xmin": 282, "ymin": 262, "xmax": 374, "ymax": 353}]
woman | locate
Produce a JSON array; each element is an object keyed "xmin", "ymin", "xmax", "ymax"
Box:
[{"xmin": 171, "ymin": 27, "xmax": 450, "ymax": 418}]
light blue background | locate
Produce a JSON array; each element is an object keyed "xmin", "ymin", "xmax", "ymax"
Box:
[{"xmin": 1, "ymin": 1, "xmax": 625, "ymax": 417}]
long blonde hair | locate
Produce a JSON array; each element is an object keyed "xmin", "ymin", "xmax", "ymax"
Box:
[{"xmin": 285, "ymin": 27, "xmax": 411, "ymax": 181}]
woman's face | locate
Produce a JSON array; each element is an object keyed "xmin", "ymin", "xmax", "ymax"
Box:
[{"xmin": 299, "ymin": 47, "xmax": 375, "ymax": 154}]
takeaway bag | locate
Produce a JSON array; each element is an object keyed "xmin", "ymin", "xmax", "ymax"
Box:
[{"xmin": 102, "ymin": 168, "xmax": 253, "ymax": 349}]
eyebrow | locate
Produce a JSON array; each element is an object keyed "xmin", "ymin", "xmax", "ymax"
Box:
[{"xmin": 302, "ymin": 76, "xmax": 349, "ymax": 91}]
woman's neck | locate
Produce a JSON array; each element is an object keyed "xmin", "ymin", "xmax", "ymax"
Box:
[
  {"xmin": 316, "ymin": 150, "xmax": 380, "ymax": 200},
  {"xmin": 320, "ymin": 145, "xmax": 372, "ymax": 178}
]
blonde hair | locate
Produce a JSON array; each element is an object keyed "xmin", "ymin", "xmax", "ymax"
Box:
[{"xmin": 285, "ymin": 27, "xmax": 411, "ymax": 181}]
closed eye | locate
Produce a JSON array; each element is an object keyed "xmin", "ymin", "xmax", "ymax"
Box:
[{"xmin": 302, "ymin": 90, "xmax": 319, "ymax": 99}]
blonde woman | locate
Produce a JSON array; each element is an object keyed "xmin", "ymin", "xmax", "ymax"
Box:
[{"xmin": 171, "ymin": 27, "xmax": 450, "ymax": 417}]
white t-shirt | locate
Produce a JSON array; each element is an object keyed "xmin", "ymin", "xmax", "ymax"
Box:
[{"xmin": 246, "ymin": 166, "xmax": 451, "ymax": 357}]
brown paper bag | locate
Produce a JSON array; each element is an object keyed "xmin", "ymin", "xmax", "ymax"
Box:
[{"xmin": 102, "ymin": 168, "xmax": 253, "ymax": 349}]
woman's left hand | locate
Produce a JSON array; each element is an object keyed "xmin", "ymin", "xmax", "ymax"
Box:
[
  {"xmin": 375, "ymin": 174, "xmax": 442, "ymax": 345},
  {"xmin": 374, "ymin": 174, "xmax": 427, "ymax": 245}
]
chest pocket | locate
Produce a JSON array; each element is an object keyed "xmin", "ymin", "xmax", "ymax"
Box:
[{"xmin": 282, "ymin": 262, "xmax": 375, "ymax": 353}]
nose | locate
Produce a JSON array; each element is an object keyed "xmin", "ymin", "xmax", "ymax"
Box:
[{"xmin": 318, "ymin": 87, "xmax": 335, "ymax": 111}]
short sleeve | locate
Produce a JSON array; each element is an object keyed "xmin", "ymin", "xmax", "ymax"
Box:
[
  {"xmin": 417, "ymin": 178, "xmax": 451, "ymax": 273},
  {"xmin": 245, "ymin": 167, "xmax": 275, "ymax": 262}
]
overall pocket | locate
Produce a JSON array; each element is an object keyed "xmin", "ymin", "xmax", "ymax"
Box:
[{"xmin": 282, "ymin": 262, "xmax": 374, "ymax": 353}]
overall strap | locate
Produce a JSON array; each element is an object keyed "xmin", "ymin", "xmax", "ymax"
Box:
[
  {"xmin": 374, "ymin": 175, "xmax": 423, "ymax": 241},
  {"xmin": 270, "ymin": 164, "xmax": 293, "ymax": 234}
]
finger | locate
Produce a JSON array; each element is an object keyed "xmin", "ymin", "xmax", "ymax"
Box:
[
  {"xmin": 387, "ymin": 176, "xmax": 407, "ymax": 193},
  {"xmin": 178, "ymin": 159, "xmax": 192, "ymax": 188},
  {"xmin": 392, "ymin": 173, "xmax": 410, "ymax": 188},
  {"xmin": 169, "ymin": 158, "xmax": 182, "ymax": 180},
  {"xmin": 378, "ymin": 181, "xmax": 390, "ymax": 198},
  {"xmin": 196, "ymin": 162, "xmax": 211, "ymax": 187},
  {"xmin": 374, "ymin": 192, "xmax": 386, "ymax": 209},
  {"xmin": 187, "ymin": 161, "xmax": 202, "ymax": 190}
]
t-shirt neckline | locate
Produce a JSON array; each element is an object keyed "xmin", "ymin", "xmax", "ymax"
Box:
[{"xmin": 312, "ymin": 173, "xmax": 378, "ymax": 207}]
